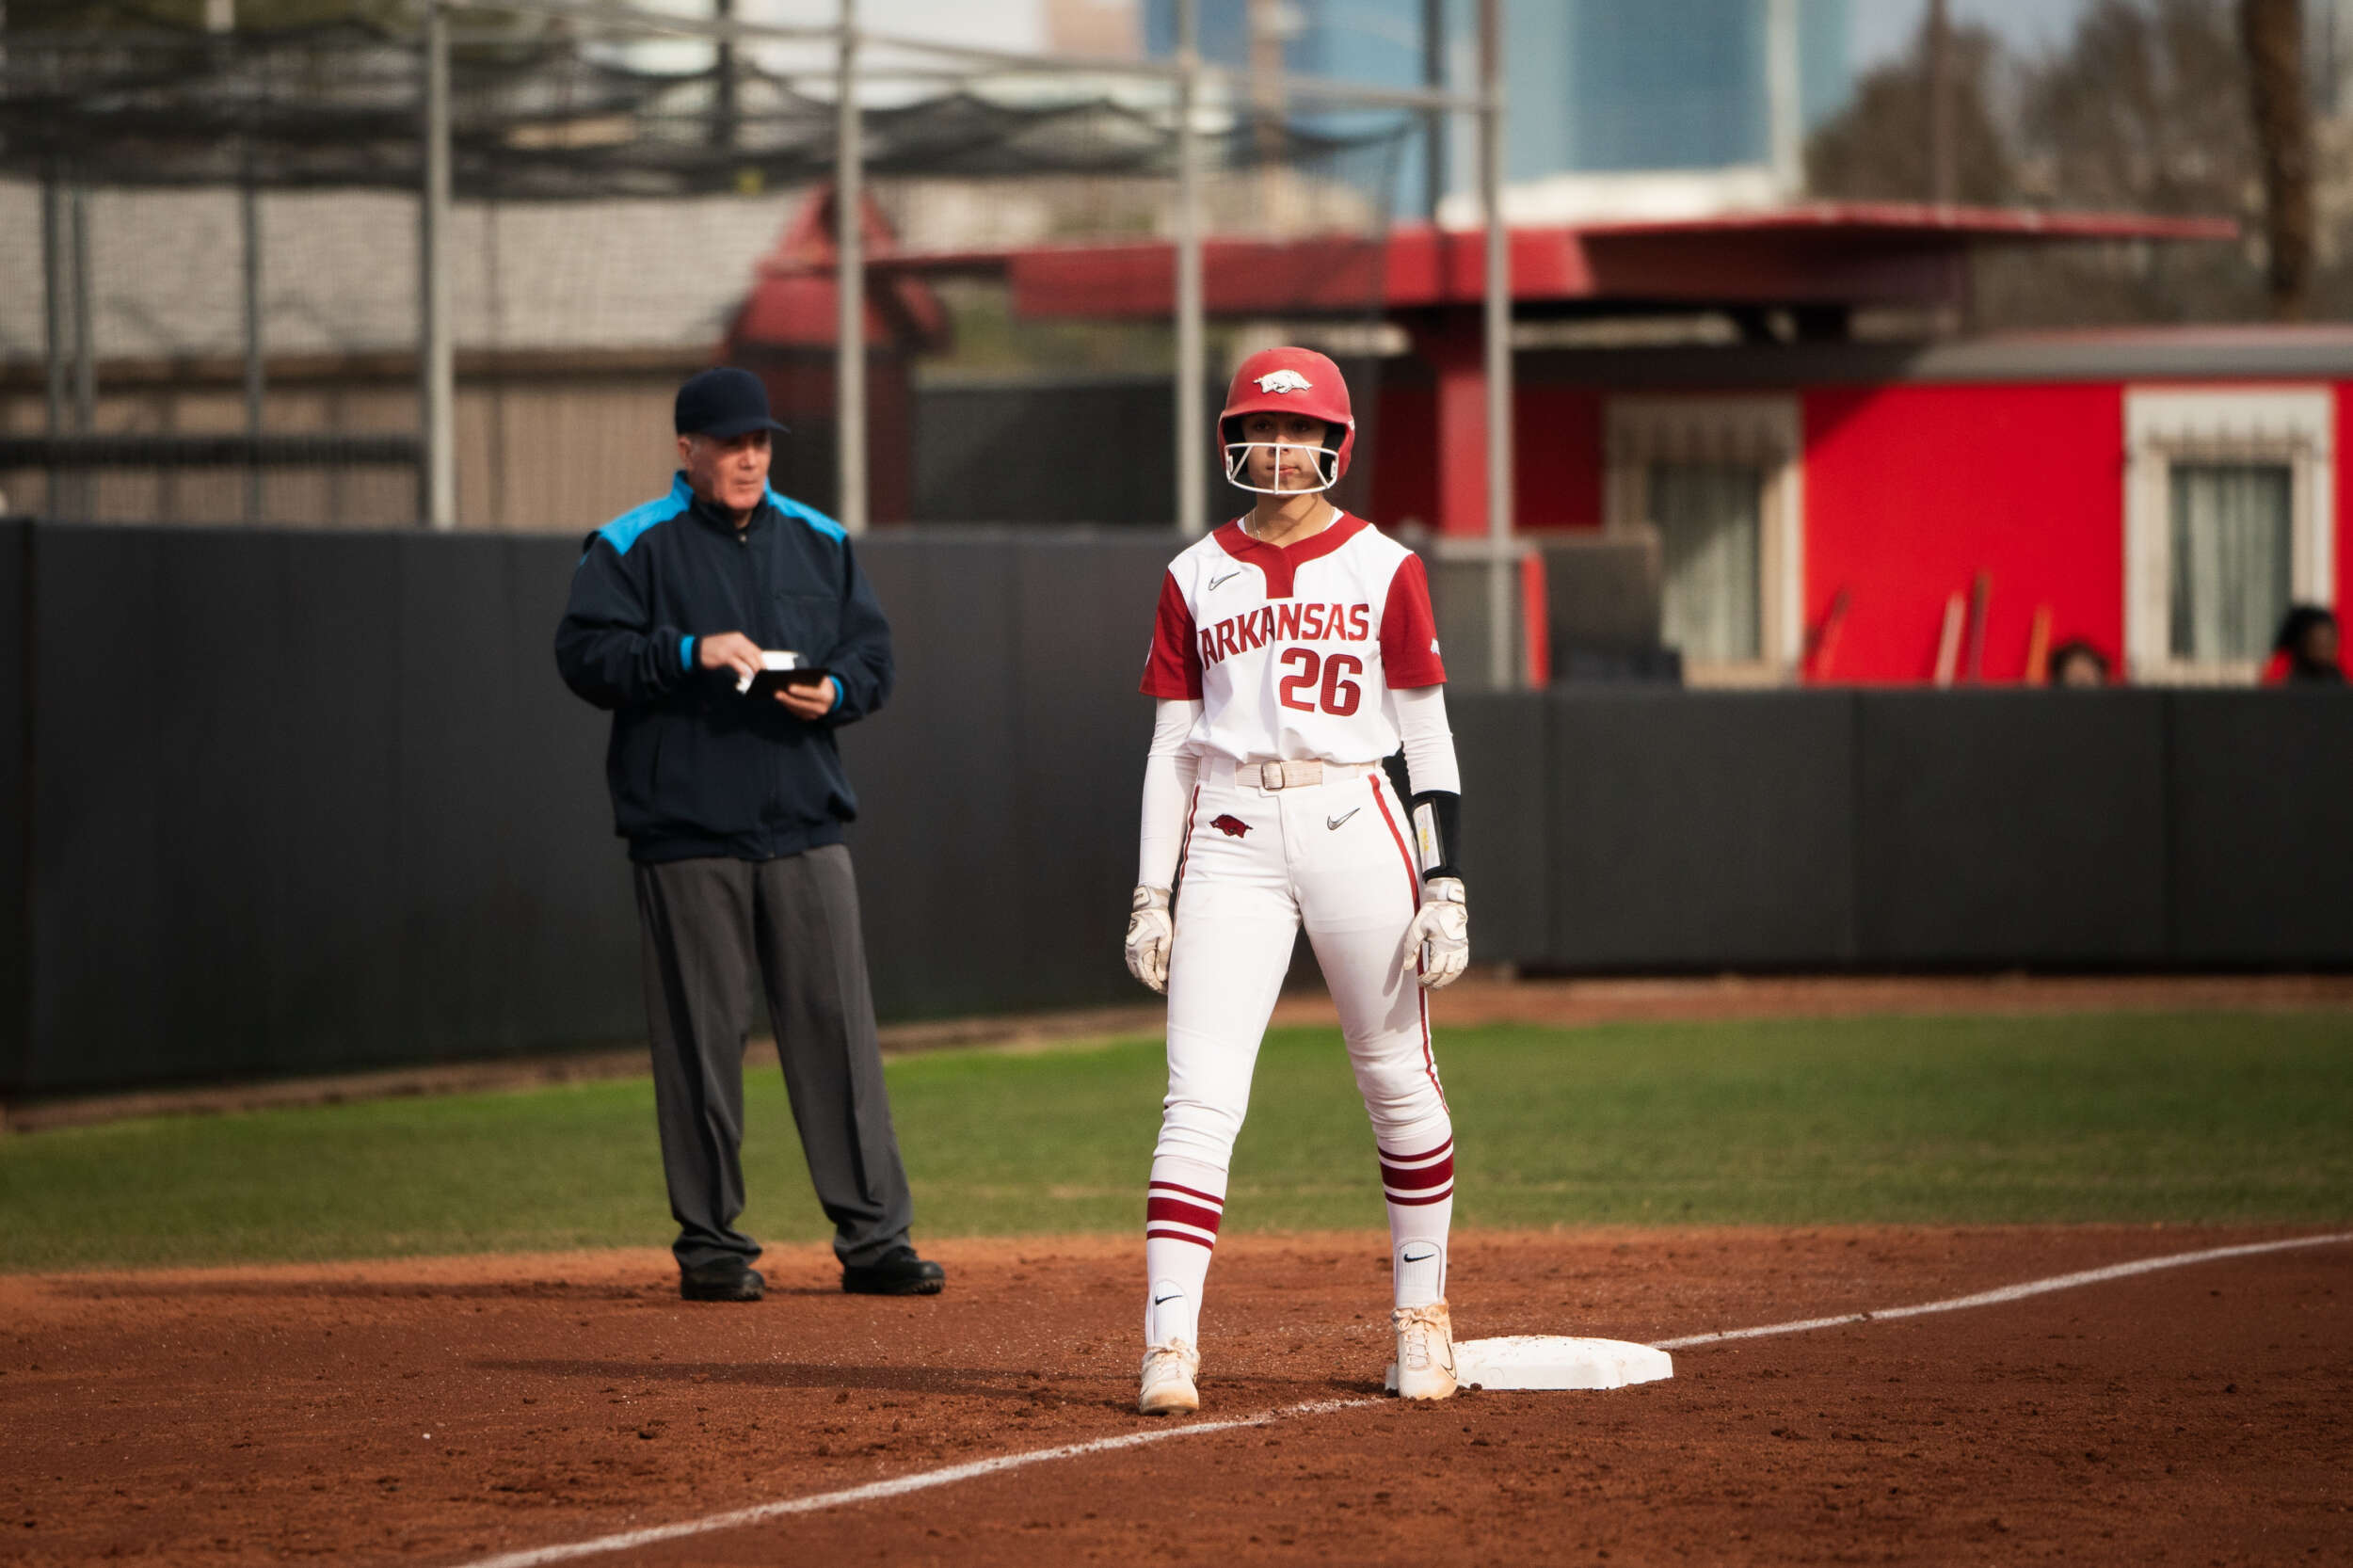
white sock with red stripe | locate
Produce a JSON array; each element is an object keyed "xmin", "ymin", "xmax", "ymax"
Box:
[
  {"xmin": 1144, "ymin": 1155, "xmax": 1226, "ymax": 1347},
  {"xmin": 1379, "ymin": 1132, "xmax": 1455, "ymax": 1308}
]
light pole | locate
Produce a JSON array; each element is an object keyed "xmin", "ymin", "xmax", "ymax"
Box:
[
  {"xmin": 1174, "ymin": 0, "xmax": 1206, "ymax": 536},
  {"xmin": 835, "ymin": 0, "xmax": 868, "ymax": 534}
]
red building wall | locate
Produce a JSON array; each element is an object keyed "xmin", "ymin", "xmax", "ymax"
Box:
[
  {"xmin": 1369, "ymin": 380, "xmax": 1604, "ymax": 534},
  {"xmin": 1370, "ymin": 381, "xmax": 1438, "ymax": 530},
  {"xmin": 2339, "ymin": 384, "xmax": 2353, "ymax": 624},
  {"xmin": 1514, "ymin": 385, "xmax": 1606, "ymax": 533},
  {"xmin": 1801, "ymin": 383, "xmax": 2124, "ymax": 683},
  {"xmin": 1331, "ymin": 364, "xmax": 2345, "ymax": 686}
]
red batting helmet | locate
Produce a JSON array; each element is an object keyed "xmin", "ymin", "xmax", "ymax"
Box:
[{"xmin": 1218, "ymin": 346, "xmax": 1354, "ymax": 494}]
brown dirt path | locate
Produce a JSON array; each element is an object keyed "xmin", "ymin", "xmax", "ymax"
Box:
[{"xmin": 3, "ymin": 1227, "xmax": 2346, "ymax": 1565}]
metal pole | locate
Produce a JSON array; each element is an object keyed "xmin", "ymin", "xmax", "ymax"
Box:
[
  {"xmin": 41, "ymin": 175, "xmax": 65, "ymax": 440},
  {"xmin": 40, "ymin": 172, "xmax": 68, "ymax": 520},
  {"xmin": 1766, "ymin": 0, "xmax": 1801, "ymax": 198},
  {"xmin": 1479, "ymin": 0, "xmax": 1513, "ymax": 690},
  {"xmin": 1927, "ymin": 0, "xmax": 1956, "ymax": 204},
  {"xmin": 69, "ymin": 184, "xmax": 93, "ymax": 438},
  {"xmin": 1421, "ymin": 0, "xmax": 1448, "ymax": 220},
  {"xmin": 1174, "ymin": 0, "xmax": 1206, "ymax": 537},
  {"xmin": 420, "ymin": 0, "xmax": 456, "ymax": 530},
  {"xmin": 835, "ymin": 0, "xmax": 867, "ymax": 535},
  {"xmin": 242, "ymin": 177, "xmax": 264, "ymax": 524},
  {"xmin": 712, "ymin": 0, "xmax": 737, "ymax": 150}
]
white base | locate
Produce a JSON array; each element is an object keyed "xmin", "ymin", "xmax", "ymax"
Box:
[{"xmin": 1385, "ymin": 1336, "xmax": 1673, "ymax": 1394}]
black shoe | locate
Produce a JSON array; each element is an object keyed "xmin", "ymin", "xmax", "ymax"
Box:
[
  {"xmin": 841, "ymin": 1247, "xmax": 945, "ymax": 1296},
  {"xmin": 680, "ymin": 1258, "xmax": 765, "ymax": 1302}
]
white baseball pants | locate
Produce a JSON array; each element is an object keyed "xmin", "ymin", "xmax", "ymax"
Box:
[{"xmin": 1143, "ymin": 757, "xmax": 1455, "ymax": 1351}]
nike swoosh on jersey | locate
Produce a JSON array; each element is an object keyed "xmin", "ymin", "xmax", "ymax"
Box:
[
  {"xmin": 1326, "ymin": 808, "xmax": 1361, "ymax": 830},
  {"xmin": 1208, "ymin": 569, "xmax": 1243, "ymax": 590}
]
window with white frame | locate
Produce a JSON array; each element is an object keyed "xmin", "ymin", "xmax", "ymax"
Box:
[
  {"xmin": 1606, "ymin": 396, "xmax": 1802, "ymax": 682},
  {"xmin": 2126, "ymin": 388, "xmax": 2335, "ymax": 684}
]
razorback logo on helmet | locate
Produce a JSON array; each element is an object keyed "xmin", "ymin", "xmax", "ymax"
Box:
[
  {"xmin": 1255, "ymin": 369, "xmax": 1313, "ymax": 394},
  {"xmin": 1210, "ymin": 814, "xmax": 1252, "ymax": 839}
]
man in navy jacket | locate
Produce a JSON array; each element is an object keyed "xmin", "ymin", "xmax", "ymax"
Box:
[{"xmin": 556, "ymin": 367, "xmax": 942, "ymax": 1302}]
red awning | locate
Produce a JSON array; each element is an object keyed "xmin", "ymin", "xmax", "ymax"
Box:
[
  {"xmin": 858, "ymin": 202, "xmax": 2237, "ymax": 319},
  {"xmin": 730, "ymin": 184, "xmax": 950, "ymax": 353}
]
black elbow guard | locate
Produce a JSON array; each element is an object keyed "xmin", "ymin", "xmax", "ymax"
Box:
[{"xmin": 1408, "ymin": 790, "xmax": 1461, "ymax": 882}]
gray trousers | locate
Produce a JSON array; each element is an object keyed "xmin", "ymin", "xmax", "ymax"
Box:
[{"xmin": 632, "ymin": 845, "xmax": 914, "ymax": 1272}]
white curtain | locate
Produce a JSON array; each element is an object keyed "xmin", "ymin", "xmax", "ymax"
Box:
[
  {"xmin": 2169, "ymin": 462, "xmax": 2292, "ymax": 662},
  {"xmin": 1649, "ymin": 461, "xmax": 1762, "ymax": 663}
]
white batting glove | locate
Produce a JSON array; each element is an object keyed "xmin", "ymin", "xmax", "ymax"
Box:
[
  {"xmin": 1406, "ymin": 876, "xmax": 1468, "ymax": 990},
  {"xmin": 1125, "ymin": 886, "xmax": 1173, "ymax": 995}
]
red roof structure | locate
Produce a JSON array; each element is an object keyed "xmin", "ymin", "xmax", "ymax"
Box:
[
  {"xmin": 864, "ymin": 203, "xmax": 2238, "ymax": 319},
  {"xmin": 731, "ymin": 185, "xmax": 950, "ymax": 352}
]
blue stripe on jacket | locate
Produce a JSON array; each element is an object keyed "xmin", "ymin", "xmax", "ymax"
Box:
[
  {"xmin": 593, "ymin": 473, "xmax": 695, "ymax": 557},
  {"xmin": 591, "ymin": 476, "xmax": 841, "ymax": 557},
  {"xmin": 766, "ymin": 486, "xmax": 846, "ymax": 542}
]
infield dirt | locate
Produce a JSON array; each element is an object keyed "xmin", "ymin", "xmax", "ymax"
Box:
[{"xmin": 4, "ymin": 1225, "xmax": 2345, "ymax": 1565}]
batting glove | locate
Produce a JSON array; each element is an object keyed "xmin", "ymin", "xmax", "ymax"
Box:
[
  {"xmin": 1407, "ymin": 876, "xmax": 1468, "ymax": 990},
  {"xmin": 1125, "ymin": 885, "xmax": 1173, "ymax": 995}
]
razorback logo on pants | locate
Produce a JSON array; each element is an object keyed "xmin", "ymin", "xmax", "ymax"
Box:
[{"xmin": 1209, "ymin": 814, "xmax": 1251, "ymax": 838}]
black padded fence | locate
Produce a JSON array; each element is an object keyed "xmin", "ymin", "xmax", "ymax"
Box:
[
  {"xmin": 2165, "ymin": 691, "xmax": 2353, "ymax": 965},
  {"xmin": 1450, "ymin": 685, "xmax": 2353, "ymax": 976},
  {"xmin": 1, "ymin": 522, "xmax": 27, "ymax": 1092},
  {"xmin": 12, "ymin": 524, "xmax": 630, "ymax": 1098},
  {"xmin": 3, "ymin": 520, "xmax": 2350, "ymax": 1098},
  {"xmin": 0, "ymin": 522, "xmax": 1173, "ymax": 1098}
]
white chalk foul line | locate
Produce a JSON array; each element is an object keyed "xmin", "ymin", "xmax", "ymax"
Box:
[
  {"xmin": 452, "ymin": 1230, "xmax": 2353, "ymax": 1568},
  {"xmin": 453, "ymin": 1397, "xmax": 1377, "ymax": 1568},
  {"xmin": 1653, "ymin": 1230, "xmax": 2353, "ymax": 1351}
]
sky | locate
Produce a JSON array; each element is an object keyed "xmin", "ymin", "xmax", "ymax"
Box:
[
  {"xmin": 1851, "ymin": 0, "xmax": 2095, "ymax": 69},
  {"xmin": 740, "ymin": 0, "xmax": 1053, "ymax": 51},
  {"xmin": 726, "ymin": 0, "xmax": 2105, "ymax": 68}
]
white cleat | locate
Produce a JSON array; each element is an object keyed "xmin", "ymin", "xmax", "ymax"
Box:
[
  {"xmin": 1393, "ymin": 1302, "xmax": 1459, "ymax": 1400},
  {"xmin": 1138, "ymin": 1337, "xmax": 1201, "ymax": 1416}
]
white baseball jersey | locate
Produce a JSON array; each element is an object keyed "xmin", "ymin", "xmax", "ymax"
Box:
[{"xmin": 1139, "ymin": 511, "xmax": 1445, "ymax": 760}]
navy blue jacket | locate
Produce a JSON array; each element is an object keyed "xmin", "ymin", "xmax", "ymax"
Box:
[{"xmin": 554, "ymin": 474, "xmax": 893, "ymax": 863}]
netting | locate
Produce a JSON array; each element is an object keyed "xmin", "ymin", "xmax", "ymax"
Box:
[{"xmin": 0, "ymin": 11, "xmax": 1413, "ymax": 532}]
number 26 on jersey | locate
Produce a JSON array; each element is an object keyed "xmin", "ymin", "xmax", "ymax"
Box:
[{"xmin": 1277, "ymin": 648, "xmax": 1364, "ymax": 716}]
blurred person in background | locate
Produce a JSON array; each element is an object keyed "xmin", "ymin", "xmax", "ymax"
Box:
[
  {"xmin": 554, "ymin": 367, "xmax": 943, "ymax": 1304},
  {"xmin": 2048, "ymin": 640, "xmax": 2114, "ymax": 688},
  {"xmin": 2263, "ymin": 606, "xmax": 2344, "ymax": 685}
]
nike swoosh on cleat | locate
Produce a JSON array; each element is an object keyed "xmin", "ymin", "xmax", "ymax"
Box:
[
  {"xmin": 1208, "ymin": 570, "xmax": 1242, "ymax": 590},
  {"xmin": 1325, "ymin": 808, "xmax": 1360, "ymax": 830}
]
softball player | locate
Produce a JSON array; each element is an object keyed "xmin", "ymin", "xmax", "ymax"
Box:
[{"xmin": 1124, "ymin": 346, "xmax": 1469, "ymax": 1415}]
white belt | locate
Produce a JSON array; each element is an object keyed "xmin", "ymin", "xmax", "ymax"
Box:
[{"xmin": 1223, "ymin": 758, "xmax": 1377, "ymax": 792}]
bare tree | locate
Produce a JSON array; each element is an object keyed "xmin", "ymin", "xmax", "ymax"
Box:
[
  {"xmin": 1811, "ymin": 0, "xmax": 2345, "ymax": 329},
  {"xmin": 1807, "ymin": 22, "xmax": 2013, "ymax": 206},
  {"xmin": 1979, "ymin": 0, "xmax": 2269, "ymax": 326},
  {"xmin": 2240, "ymin": 0, "xmax": 2314, "ymax": 318}
]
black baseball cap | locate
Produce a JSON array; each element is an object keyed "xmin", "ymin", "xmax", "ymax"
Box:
[{"xmin": 675, "ymin": 367, "xmax": 790, "ymax": 439}]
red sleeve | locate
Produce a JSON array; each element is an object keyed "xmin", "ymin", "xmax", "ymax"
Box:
[
  {"xmin": 1140, "ymin": 570, "xmax": 1204, "ymax": 698},
  {"xmin": 1379, "ymin": 553, "xmax": 1447, "ymax": 688},
  {"xmin": 2260, "ymin": 650, "xmax": 2292, "ymax": 686}
]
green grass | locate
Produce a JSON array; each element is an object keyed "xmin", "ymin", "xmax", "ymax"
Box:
[{"xmin": 2, "ymin": 1011, "xmax": 2349, "ymax": 1272}]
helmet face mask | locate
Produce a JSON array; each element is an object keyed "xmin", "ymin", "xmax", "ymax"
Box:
[
  {"xmin": 1222, "ymin": 422, "xmax": 1342, "ymax": 496},
  {"xmin": 1218, "ymin": 346, "xmax": 1355, "ymax": 499}
]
